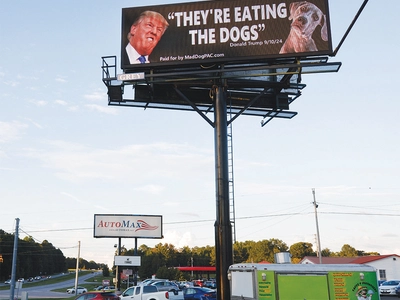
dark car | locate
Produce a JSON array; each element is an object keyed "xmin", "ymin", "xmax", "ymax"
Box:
[
  {"xmin": 150, "ymin": 280, "xmax": 180, "ymax": 295},
  {"xmin": 183, "ymin": 287, "xmax": 217, "ymax": 300},
  {"xmin": 74, "ymin": 292, "xmax": 119, "ymax": 300}
]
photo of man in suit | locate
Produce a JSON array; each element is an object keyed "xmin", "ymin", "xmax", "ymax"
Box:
[{"xmin": 125, "ymin": 10, "xmax": 169, "ymax": 64}]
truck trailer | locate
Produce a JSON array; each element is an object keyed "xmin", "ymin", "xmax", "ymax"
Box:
[{"xmin": 228, "ymin": 263, "xmax": 380, "ymax": 300}]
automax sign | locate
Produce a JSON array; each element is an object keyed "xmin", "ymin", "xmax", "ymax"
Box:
[
  {"xmin": 94, "ymin": 214, "xmax": 163, "ymax": 238},
  {"xmin": 121, "ymin": 0, "xmax": 332, "ymax": 70}
]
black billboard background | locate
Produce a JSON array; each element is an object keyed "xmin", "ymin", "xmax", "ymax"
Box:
[{"xmin": 121, "ymin": 0, "xmax": 332, "ymax": 70}]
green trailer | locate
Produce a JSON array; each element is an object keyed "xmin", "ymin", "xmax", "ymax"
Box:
[{"xmin": 228, "ymin": 263, "xmax": 380, "ymax": 300}]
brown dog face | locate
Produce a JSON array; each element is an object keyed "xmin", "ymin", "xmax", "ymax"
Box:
[{"xmin": 288, "ymin": 1, "xmax": 328, "ymax": 41}]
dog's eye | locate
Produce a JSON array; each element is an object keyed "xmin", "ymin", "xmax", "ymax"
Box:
[
  {"xmin": 312, "ymin": 13, "xmax": 319, "ymax": 21},
  {"xmin": 301, "ymin": 6, "xmax": 308, "ymax": 12}
]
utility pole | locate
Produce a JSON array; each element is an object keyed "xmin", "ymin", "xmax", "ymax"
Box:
[
  {"xmin": 312, "ymin": 188, "xmax": 322, "ymax": 264},
  {"xmin": 74, "ymin": 241, "xmax": 81, "ymax": 293},
  {"xmin": 10, "ymin": 218, "xmax": 19, "ymax": 300}
]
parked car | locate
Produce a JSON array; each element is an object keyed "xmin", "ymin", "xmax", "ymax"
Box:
[
  {"xmin": 17, "ymin": 278, "xmax": 24, "ymax": 283},
  {"xmin": 140, "ymin": 278, "xmax": 167, "ymax": 286},
  {"xmin": 203, "ymin": 280, "xmax": 216, "ymax": 289},
  {"xmin": 150, "ymin": 281, "xmax": 180, "ymax": 295},
  {"xmin": 4, "ymin": 280, "xmax": 11, "ymax": 284},
  {"xmin": 378, "ymin": 280, "xmax": 386, "ymax": 286},
  {"xmin": 74, "ymin": 291, "xmax": 119, "ymax": 300},
  {"xmin": 67, "ymin": 286, "xmax": 88, "ymax": 294},
  {"xmin": 192, "ymin": 280, "xmax": 204, "ymax": 287},
  {"xmin": 178, "ymin": 281, "xmax": 194, "ymax": 289},
  {"xmin": 379, "ymin": 280, "xmax": 400, "ymax": 295},
  {"xmin": 183, "ymin": 287, "xmax": 217, "ymax": 300},
  {"xmin": 395, "ymin": 284, "xmax": 400, "ymax": 297}
]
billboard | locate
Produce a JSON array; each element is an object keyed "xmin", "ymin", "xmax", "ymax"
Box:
[
  {"xmin": 121, "ymin": 0, "xmax": 332, "ymax": 70},
  {"xmin": 114, "ymin": 255, "xmax": 141, "ymax": 267},
  {"xmin": 94, "ymin": 214, "xmax": 163, "ymax": 238}
]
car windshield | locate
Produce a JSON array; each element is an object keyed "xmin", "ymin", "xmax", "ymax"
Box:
[{"xmin": 383, "ymin": 281, "xmax": 400, "ymax": 285}]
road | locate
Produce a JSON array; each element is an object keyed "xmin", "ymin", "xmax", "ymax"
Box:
[{"xmin": 0, "ymin": 272, "xmax": 101, "ymax": 300}]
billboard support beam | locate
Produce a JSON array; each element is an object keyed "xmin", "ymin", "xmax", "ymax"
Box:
[
  {"xmin": 214, "ymin": 85, "xmax": 233, "ymax": 300},
  {"xmin": 332, "ymin": 0, "xmax": 369, "ymax": 57},
  {"xmin": 116, "ymin": 237, "xmax": 121, "ymax": 292}
]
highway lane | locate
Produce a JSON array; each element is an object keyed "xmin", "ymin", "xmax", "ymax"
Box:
[{"xmin": 0, "ymin": 272, "xmax": 101, "ymax": 300}]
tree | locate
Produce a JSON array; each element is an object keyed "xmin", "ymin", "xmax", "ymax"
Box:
[
  {"xmin": 233, "ymin": 241, "xmax": 252, "ymax": 263},
  {"xmin": 247, "ymin": 239, "xmax": 288, "ymax": 263},
  {"xmin": 102, "ymin": 265, "xmax": 110, "ymax": 277},
  {"xmin": 290, "ymin": 242, "xmax": 316, "ymax": 263},
  {"xmin": 339, "ymin": 244, "xmax": 358, "ymax": 257},
  {"xmin": 156, "ymin": 266, "xmax": 182, "ymax": 280},
  {"xmin": 321, "ymin": 248, "xmax": 333, "ymax": 257}
]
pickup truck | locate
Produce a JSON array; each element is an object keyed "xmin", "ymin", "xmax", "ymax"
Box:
[{"xmin": 119, "ymin": 285, "xmax": 169, "ymax": 300}]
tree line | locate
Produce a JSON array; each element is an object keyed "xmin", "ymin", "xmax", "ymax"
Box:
[
  {"xmin": 115, "ymin": 239, "xmax": 380, "ymax": 281},
  {"xmin": 0, "ymin": 230, "xmax": 66, "ymax": 281},
  {"xmin": 0, "ymin": 230, "xmax": 105, "ymax": 281},
  {"xmin": 0, "ymin": 229, "xmax": 379, "ymax": 282}
]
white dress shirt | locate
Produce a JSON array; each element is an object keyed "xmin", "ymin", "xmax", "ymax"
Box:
[{"xmin": 126, "ymin": 43, "xmax": 149, "ymax": 64}]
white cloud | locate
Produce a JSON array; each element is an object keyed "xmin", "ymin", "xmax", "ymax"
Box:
[
  {"xmin": 84, "ymin": 91, "xmax": 105, "ymax": 101},
  {"xmin": 67, "ymin": 105, "xmax": 79, "ymax": 111},
  {"xmin": 55, "ymin": 76, "xmax": 67, "ymax": 83},
  {"xmin": 0, "ymin": 121, "xmax": 28, "ymax": 143},
  {"xmin": 3, "ymin": 80, "xmax": 19, "ymax": 87},
  {"xmin": 164, "ymin": 230, "xmax": 193, "ymax": 248},
  {"xmin": 21, "ymin": 141, "xmax": 213, "ymax": 184},
  {"xmin": 30, "ymin": 99, "xmax": 47, "ymax": 106},
  {"xmin": 54, "ymin": 99, "xmax": 67, "ymax": 106},
  {"xmin": 85, "ymin": 104, "xmax": 119, "ymax": 115},
  {"xmin": 133, "ymin": 184, "xmax": 165, "ymax": 195}
]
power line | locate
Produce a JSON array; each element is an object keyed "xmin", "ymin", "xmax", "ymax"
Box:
[{"xmin": 8, "ymin": 210, "xmax": 399, "ymax": 235}]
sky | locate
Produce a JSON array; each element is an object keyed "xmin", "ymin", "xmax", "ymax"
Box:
[{"xmin": 1, "ymin": 0, "xmax": 399, "ymax": 269}]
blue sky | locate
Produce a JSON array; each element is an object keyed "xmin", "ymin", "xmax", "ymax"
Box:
[{"xmin": 1, "ymin": 0, "xmax": 399, "ymax": 268}]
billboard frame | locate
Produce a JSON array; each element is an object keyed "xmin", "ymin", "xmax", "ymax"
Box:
[
  {"xmin": 121, "ymin": 0, "xmax": 333, "ymax": 72},
  {"xmin": 93, "ymin": 214, "xmax": 163, "ymax": 239}
]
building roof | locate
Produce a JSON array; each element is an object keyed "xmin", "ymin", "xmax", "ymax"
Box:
[
  {"xmin": 300, "ymin": 254, "xmax": 400, "ymax": 265},
  {"xmin": 352, "ymin": 254, "xmax": 400, "ymax": 264},
  {"xmin": 176, "ymin": 266, "xmax": 216, "ymax": 272}
]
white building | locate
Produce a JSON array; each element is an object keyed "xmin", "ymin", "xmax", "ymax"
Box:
[{"xmin": 300, "ymin": 254, "xmax": 400, "ymax": 281}]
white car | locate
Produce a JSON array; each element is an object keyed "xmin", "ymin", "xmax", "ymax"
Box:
[
  {"xmin": 379, "ymin": 280, "xmax": 400, "ymax": 295},
  {"xmin": 66, "ymin": 286, "xmax": 87, "ymax": 294}
]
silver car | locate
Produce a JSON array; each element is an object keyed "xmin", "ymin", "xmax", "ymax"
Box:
[{"xmin": 149, "ymin": 281, "xmax": 180, "ymax": 295}]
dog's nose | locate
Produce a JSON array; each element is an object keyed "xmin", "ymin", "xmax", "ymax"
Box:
[{"xmin": 297, "ymin": 16, "xmax": 307, "ymax": 25}]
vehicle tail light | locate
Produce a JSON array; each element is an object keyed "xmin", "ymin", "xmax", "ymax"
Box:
[{"xmin": 165, "ymin": 291, "xmax": 169, "ymax": 299}]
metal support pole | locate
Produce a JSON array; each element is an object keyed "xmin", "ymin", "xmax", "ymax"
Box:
[
  {"xmin": 214, "ymin": 85, "xmax": 233, "ymax": 300},
  {"xmin": 117, "ymin": 238, "xmax": 121, "ymax": 291},
  {"xmin": 9, "ymin": 218, "xmax": 19, "ymax": 300},
  {"xmin": 133, "ymin": 238, "xmax": 138, "ymax": 286}
]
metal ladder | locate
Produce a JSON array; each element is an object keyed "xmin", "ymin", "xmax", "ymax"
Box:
[{"xmin": 227, "ymin": 119, "xmax": 236, "ymax": 243}]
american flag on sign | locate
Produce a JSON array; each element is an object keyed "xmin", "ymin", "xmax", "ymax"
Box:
[{"xmin": 135, "ymin": 220, "xmax": 159, "ymax": 232}]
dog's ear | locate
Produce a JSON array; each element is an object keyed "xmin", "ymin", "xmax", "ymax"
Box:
[
  {"xmin": 320, "ymin": 14, "xmax": 328, "ymax": 41},
  {"xmin": 288, "ymin": 2, "xmax": 305, "ymax": 20},
  {"xmin": 288, "ymin": 2, "xmax": 296, "ymax": 20}
]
